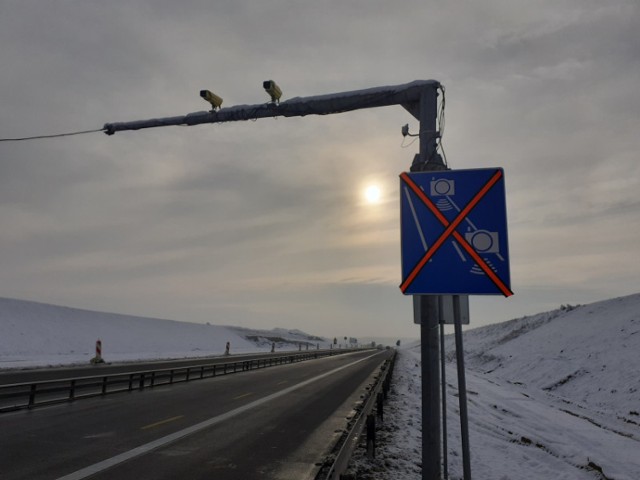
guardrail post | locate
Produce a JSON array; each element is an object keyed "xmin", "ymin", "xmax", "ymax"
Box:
[
  {"xmin": 102, "ymin": 376, "xmax": 108, "ymax": 395},
  {"xmin": 29, "ymin": 384, "xmax": 36, "ymax": 407},
  {"xmin": 69, "ymin": 380, "xmax": 76, "ymax": 400},
  {"xmin": 383, "ymin": 362, "xmax": 392, "ymax": 400},
  {"xmin": 139, "ymin": 374, "xmax": 145, "ymax": 390},
  {"xmin": 366, "ymin": 414, "xmax": 376, "ymax": 459},
  {"xmin": 376, "ymin": 392, "xmax": 384, "ymax": 422},
  {"xmin": 170, "ymin": 369, "xmax": 174, "ymax": 384}
]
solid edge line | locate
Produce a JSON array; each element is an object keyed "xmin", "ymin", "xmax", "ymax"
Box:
[{"xmin": 56, "ymin": 351, "xmax": 383, "ymax": 480}]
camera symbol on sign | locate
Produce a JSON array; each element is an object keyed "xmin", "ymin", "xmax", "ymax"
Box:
[
  {"xmin": 430, "ymin": 178, "xmax": 455, "ymax": 196},
  {"xmin": 465, "ymin": 230, "xmax": 500, "ymax": 254}
]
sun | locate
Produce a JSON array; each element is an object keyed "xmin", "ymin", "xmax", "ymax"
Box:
[{"xmin": 364, "ymin": 184, "xmax": 382, "ymax": 204}]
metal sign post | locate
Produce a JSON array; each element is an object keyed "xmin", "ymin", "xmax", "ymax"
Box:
[
  {"xmin": 410, "ymin": 85, "xmax": 446, "ymax": 480},
  {"xmin": 440, "ymin": 317, "xmax": 449, "ymax": 480},
  {"xmin": 453, "ymin": 295, "xmax": 472, "ymax": 479}
]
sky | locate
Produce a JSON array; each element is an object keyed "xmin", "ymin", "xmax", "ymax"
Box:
[{"xmin": 1, "ymin": 0, "xmax": 639, "ymax": 339}]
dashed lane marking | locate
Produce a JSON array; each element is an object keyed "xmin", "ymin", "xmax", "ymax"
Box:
[
  {"xmin": 232, "ymin": 392, "xmax": 253, "ymax": 400},
  {"xmin": 141, "ymin": 415, "xmax": 184, "ymax": 431}
]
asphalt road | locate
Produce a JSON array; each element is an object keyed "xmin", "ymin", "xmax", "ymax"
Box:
[{"xmin": 0, "ymin": 349, "xmax": 391, "ymax": 480}]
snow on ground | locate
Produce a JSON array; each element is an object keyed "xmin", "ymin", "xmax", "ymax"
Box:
[
  {"xmin": 0, "ymin": 297, "xmax": 332, "ymax": 369},
  {"xmin": 346, "ymin": 293, "xmax": 640, "ymax": 479}
]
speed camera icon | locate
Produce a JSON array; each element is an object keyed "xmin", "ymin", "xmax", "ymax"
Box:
[
  {"xmin": 430, "ymin": 178, "xmax": 455, "ymax": 196},
  {"xmin": 465, "ymin": 230, "xmax": 500, "ymax": 254}
]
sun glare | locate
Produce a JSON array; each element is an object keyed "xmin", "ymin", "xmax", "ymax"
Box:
[{"xmin": 364, "ymin": 184, "xmax": 382, "ymax": 204}]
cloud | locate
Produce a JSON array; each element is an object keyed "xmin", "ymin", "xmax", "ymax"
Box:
[{"xmin": 1, "ymin": 0, "xmax": 639, "ymax": 337}]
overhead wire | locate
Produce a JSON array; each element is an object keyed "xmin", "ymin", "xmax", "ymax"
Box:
[
  {"xmin": 0, "ymin": 128, "xmax": 105, "ymax": 142},
  {"xmin": 437, "ymin": 85, "xmax": 448, "ymax": 166},
  {"xmin": 401, "ymin": 135, "xmax": 420, "ymax": 148}
]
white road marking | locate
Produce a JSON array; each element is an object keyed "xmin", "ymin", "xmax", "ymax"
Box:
[
  {"xmin": 56, "ymin": 351, "xmax": 382, "ymax": 480},
  {"xmin": 140, "ymin": 415, "xmax": 184, "ymax": 430},
  {"xmin": 232, "ymin": 392, "xmax": 253, "ymax": 400}
]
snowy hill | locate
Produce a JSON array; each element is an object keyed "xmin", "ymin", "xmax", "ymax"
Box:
[
  {"xmin": 349, "ymin": 293, "xmax": 640, "ymax": 480},
  {"xmin": 225, "ymin": 326, "xmax": 327, "ymax": 350},
  {"xmin": 0, "ymin": 297, "xmax": 331, "ymax": 369},
  {"xmin": 451, "ymin": 294, "xmax": 640, "ymax": 419}
]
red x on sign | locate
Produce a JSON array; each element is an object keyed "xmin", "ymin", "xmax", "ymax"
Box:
[{"xmin": 400, "ymin": 169, "xmax": 513, "ymax": 297}]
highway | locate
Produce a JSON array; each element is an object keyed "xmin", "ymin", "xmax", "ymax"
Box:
[{"xmin": 0, "ymin": 349, "xmax": 391, "ymax": 480}]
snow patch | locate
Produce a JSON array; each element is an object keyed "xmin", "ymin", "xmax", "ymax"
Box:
[
  {"xmin": 0, "ymin": 297, "xmax": 329, "ymax": 369},
  {"xmin": 347, "ymin": 293, "xmax": 640, "ymax": 479}
]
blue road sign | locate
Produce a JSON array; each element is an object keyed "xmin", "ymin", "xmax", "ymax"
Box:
[{"xmin": 400, "ymin": 168, "xmax": 512, "ymax": 296}]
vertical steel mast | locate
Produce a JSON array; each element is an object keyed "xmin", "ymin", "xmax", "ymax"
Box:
[{"xmin": 410, "ymin": 86, "xmax": 447, "ymax": 480}]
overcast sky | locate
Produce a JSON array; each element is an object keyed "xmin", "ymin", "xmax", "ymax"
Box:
[{"xmin": 1, "ymin": 1, "xmax": 639, "ymax": 339}]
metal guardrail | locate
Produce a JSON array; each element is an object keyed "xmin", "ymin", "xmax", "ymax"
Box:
[
  {"xmin": 315, "ymin": 349, "xmax": 397, "ymax": 480},
  {"xmin": 0, "ymin": 350, "xmax": 353, "ymax": 413}
]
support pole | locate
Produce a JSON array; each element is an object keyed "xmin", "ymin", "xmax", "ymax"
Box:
[
  {"xmin": 103, "ymin": 80, "xmax": 441, "ymax": 135},
  {"xmin": 412, "ymin": 84, "xmax": 447, "ymax": 480},
  {"xmin": 453, "ymin": 295, "xmax": 472, "ymax": 480},
  {"xmin": 418, "ymin": 296, "xmax": 441, "ymax": 479},
  {"xmin": 440, "ymin": 318, "xmax": 449, "ymax": 480}
]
